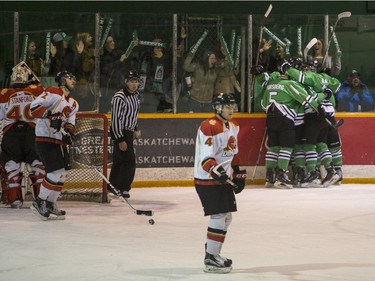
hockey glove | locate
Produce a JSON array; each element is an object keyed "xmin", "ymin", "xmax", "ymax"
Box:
[
  {"xmin": 210, "ymin": 165, "xmax": 229, "ymax": 184},
  {"xmin": 48, "ymin": 113, "xmax": 62, "ymax": 131},
  {"xmin": 232, "ymin": 169, "xmax": 247, "ymax": 194},
  {"xmin": 250, "ymin": 65, "xmax": 265, "ymax": 76},
  {"xmin": 280, "ymin": 59, "xmax": 291, "ymax": 74},
  {"xmin": 317, "ymin": 104, "xmax": 329, "ymax": 120},
  {"xmin": 323, "ymin": 88, "xmax": 333, "ymax": 100}
]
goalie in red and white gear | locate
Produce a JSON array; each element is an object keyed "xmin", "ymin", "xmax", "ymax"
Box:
[
  {"xmin": 29, "ymin": 70, "xmax": 79, "ymax": 220},
  {"xmin": 0, "ymin": 61, "xmax": 45, "ymax": 208},
  {"xmin": 194, "ymin": 93, "xmax": 247, "ymax": 273}
]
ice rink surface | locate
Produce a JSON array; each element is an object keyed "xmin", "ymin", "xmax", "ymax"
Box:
[{"xmin": 1, "ymin": 184, "xmax": 375, "ymax": 281}]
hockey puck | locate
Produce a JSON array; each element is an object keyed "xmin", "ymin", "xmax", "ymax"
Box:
[{"xmin": 148, "ymin": 219, "xmax": 155, "ymax": 225}]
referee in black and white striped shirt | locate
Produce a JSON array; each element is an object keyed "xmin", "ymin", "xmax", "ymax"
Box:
[{"xmin": 109, "ymin": 70, "xmax": 141, "ymax": 199}]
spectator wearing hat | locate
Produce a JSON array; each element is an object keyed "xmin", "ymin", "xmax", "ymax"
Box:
[
  {"xmin": 49, "ymin": 32, "xmax": 74, "ymax": 77},
  {"xmin": 335, "ymin": 70, "xmax": 374, "ymax": 112},
  {"xmin": 139, "ymin": 38, "xmax": 173, "ymax": 112}
]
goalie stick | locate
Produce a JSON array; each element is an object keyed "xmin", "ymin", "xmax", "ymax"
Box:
[
  {"xmin": 61, "ymin": 129, "xmax": 153, "ymax": 217},
  {"xmin": 290, "ymin": 84, "xmax": 344, "ymax": 130},
  {"xmin": 304, "ymin": 38, "xmax": 318, "ymax": 62}
]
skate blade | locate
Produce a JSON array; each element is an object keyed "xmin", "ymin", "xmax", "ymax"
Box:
[
  {"xmin": 48, "ymin": 214, "xmax": 66, "ymax": 220},
  {"xmin": 30, "ymin": 205, "xmax": 49, "ymax": 221},
  {"xmin": 274, "ymin": 181, "xmax": 293, "ymax": 189},
  {"xmin": 301, "ymin": 182, "xmax": 323, "ymax": 188},
  {"xmin": 204, "ymin": 265, "xmax": 232, "ymax": 274}
]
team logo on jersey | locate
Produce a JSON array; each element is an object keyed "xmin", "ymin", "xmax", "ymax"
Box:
[
  {"xmin": 209, "ymin": 119, "xmax": 217, "ymax": 125},
  {"xmin": 224, "ymin": 136, "xmax": 236, "ymax": 154}
]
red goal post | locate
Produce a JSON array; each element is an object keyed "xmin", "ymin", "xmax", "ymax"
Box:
[{"xmin": 63, "ymin": 112, "xmax": 109, "ymax": 203}]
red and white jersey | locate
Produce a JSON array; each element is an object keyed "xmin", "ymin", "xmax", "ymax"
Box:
[
  {"xmin": 30, "ymin": 86, "xmax": 79, "ymax": 144},
  {"xmin": 194, "ymin": 115, "xmax": 240, "ymax": 182},
  {"xmin": 0, "ymin": 84, "xmax": 44, "ymax": 134}
]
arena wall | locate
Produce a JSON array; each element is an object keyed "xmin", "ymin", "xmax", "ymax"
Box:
[{"xmin": 126, "ymin": 112, "xmax": 375, "ymax": 187}]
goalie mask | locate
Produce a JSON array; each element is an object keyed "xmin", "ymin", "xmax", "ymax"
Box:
[
  {"xmin": 10, "ymin": 61, "xmax": 40, "ymax": 87},
  {"xmin": 212, "ymin": 93, "xmax": 238, "ymax": 119}
]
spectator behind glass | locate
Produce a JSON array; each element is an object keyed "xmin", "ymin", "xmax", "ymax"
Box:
[
  {"xmin": 25, "ymin": 40, "xmax": 49, "ymax": 77},
  {"xmin": 213, "ymin": 42, "xmax": 241, "ymax": 99},
  {"xmin": 73, "ymin": 32, "xmax": 96, "ymax": 111},
  {"xmin": 140, "ymin": 38, "xmax": 173, "ymax": 113},
  {"xmin": 100, "ymin": 35, "xmax": 129, "ymax": 113},
  {"xmin": 49, "ymin": 32, "xmax": 74, "ymax": 77},
  {"xmin": 307, "ymin": 38, "xmax": 341, "ymax": 76},
  {"xmin": 182, "ymin": 50, "xmax": 220, "ymax": 113},
  {"xmin": 335, "ymin": 70, "xmax": 374, "ymax": 112}
]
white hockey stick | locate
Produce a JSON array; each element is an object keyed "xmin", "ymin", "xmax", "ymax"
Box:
[
  {"xmin": 322, "ymin": 11, "xmax": 351, "ymax": 66},
  {"xmin": 304, "ymin": 38, "xmax": 318, "ymax": 62},
  {"xmin": 211, "ymin": 159, "xmax": 238, "ymax": 189},
  {"xmin": 255, "ymin": 4, "xmax": 273, "ymax": 65}
]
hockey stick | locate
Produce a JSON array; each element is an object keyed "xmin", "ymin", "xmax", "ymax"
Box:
[
  {"xmin": 255, "ymin": 4, "xmax": 273, "ymax": 65},
  {"xmin": 251, "ymin": 4, "xmax": 272, "ymax": 109},
  {"xmin": 61, "ymin": 129, "xmax": 153, "ymax": 217},
  {"xmin": 289, "ymin": 84, "xmax": 344, "ymax": 130},
  {"xmin": 322, "ymin": 11, "xmax": 351, "ymax": 66},
  {"xmin": 211, "ymin": 159, "xmax": 238, "ymax": 189},
  {"xmin": 304, "ymin": 38, "xmax": 318, "ymax": 62},
  {"xmin": 251, "ymin": 128, "xmax": 267, "ymax": 182}
]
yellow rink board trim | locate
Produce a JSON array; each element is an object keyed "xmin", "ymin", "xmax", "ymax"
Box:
[{"xmin": 64, "ymin": 178, "xmax": 375, "ymax": 189}]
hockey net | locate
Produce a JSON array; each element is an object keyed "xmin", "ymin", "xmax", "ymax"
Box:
[{"xmin": 62, "ymin": 113, "xmax": 109, "ymax": 202}]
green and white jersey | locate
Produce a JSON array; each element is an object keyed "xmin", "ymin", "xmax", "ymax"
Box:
[
  {"xmin": 286, "ymin": 67, "xmax": 337, "ymax": 115},
  {"xmin": 261, "ymin": 75, "xmax": 319, "ymax": 126},
  {"xmin": 285, "ymin": 67, "xmax": 340, "ymax": 93}
]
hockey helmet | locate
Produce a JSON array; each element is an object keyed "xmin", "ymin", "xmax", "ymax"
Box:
[
  {"xmin": 212, "ymin": 93, "xmax": 238, "ymax": 113},
  {"xmin": 288, "ymin": 57, "xmax": 303, "ymax": 71},
  {"xmin": 303, "ymin": 59, "xmax": 322, "ymax": 73},
  {"xmin": 10, "ymin": 61, "xmax": 40, "ymax": 86},
  {"xmin": 55, "ymin": 70, "xmax": 76, "ymax": 86},
  {"xmin": 124, "ymin": 69, "xmax": 140, "ymax": 82}
]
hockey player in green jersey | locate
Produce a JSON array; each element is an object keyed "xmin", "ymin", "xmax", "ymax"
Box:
[
  {"xmin": 283, "ymin": 59, "xmax": 342, "ymax": 187},
  {"xmin": 261, "ymin": 69, "xmax": 322, "ymax": 189}
]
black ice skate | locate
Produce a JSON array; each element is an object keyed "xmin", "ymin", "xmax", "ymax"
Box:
[
  {"xmin": 322, "ymin": 167, "xmax": 340, "ymax": 187},
  {"xmin": 334, "ymin": 167, "xmax": 343, "ymax": 185},
  {"xmin": 265, "ymin": 168, "xmax": 275, "ymax": 188},
  {"xmin": 301, "ymin": 170, "xmax": 322, "ymax": 188},
  {"xmin": 30, "ymin": 197, "xmax": 50, "ymax": 221},
  {"xmin": 204, "ymin": 253, "xmax": 232, "ymax": 273},
  {"xmin": 274, "ymin": 169, "xmax": 293, "ymax": 189},
  {"xmin": 46, "ymin": 201, "xmax": 66, "ymax": 220},
  {"xmin": 293, "ymin": 167, "xmax": 305, "ymax": 188}
]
